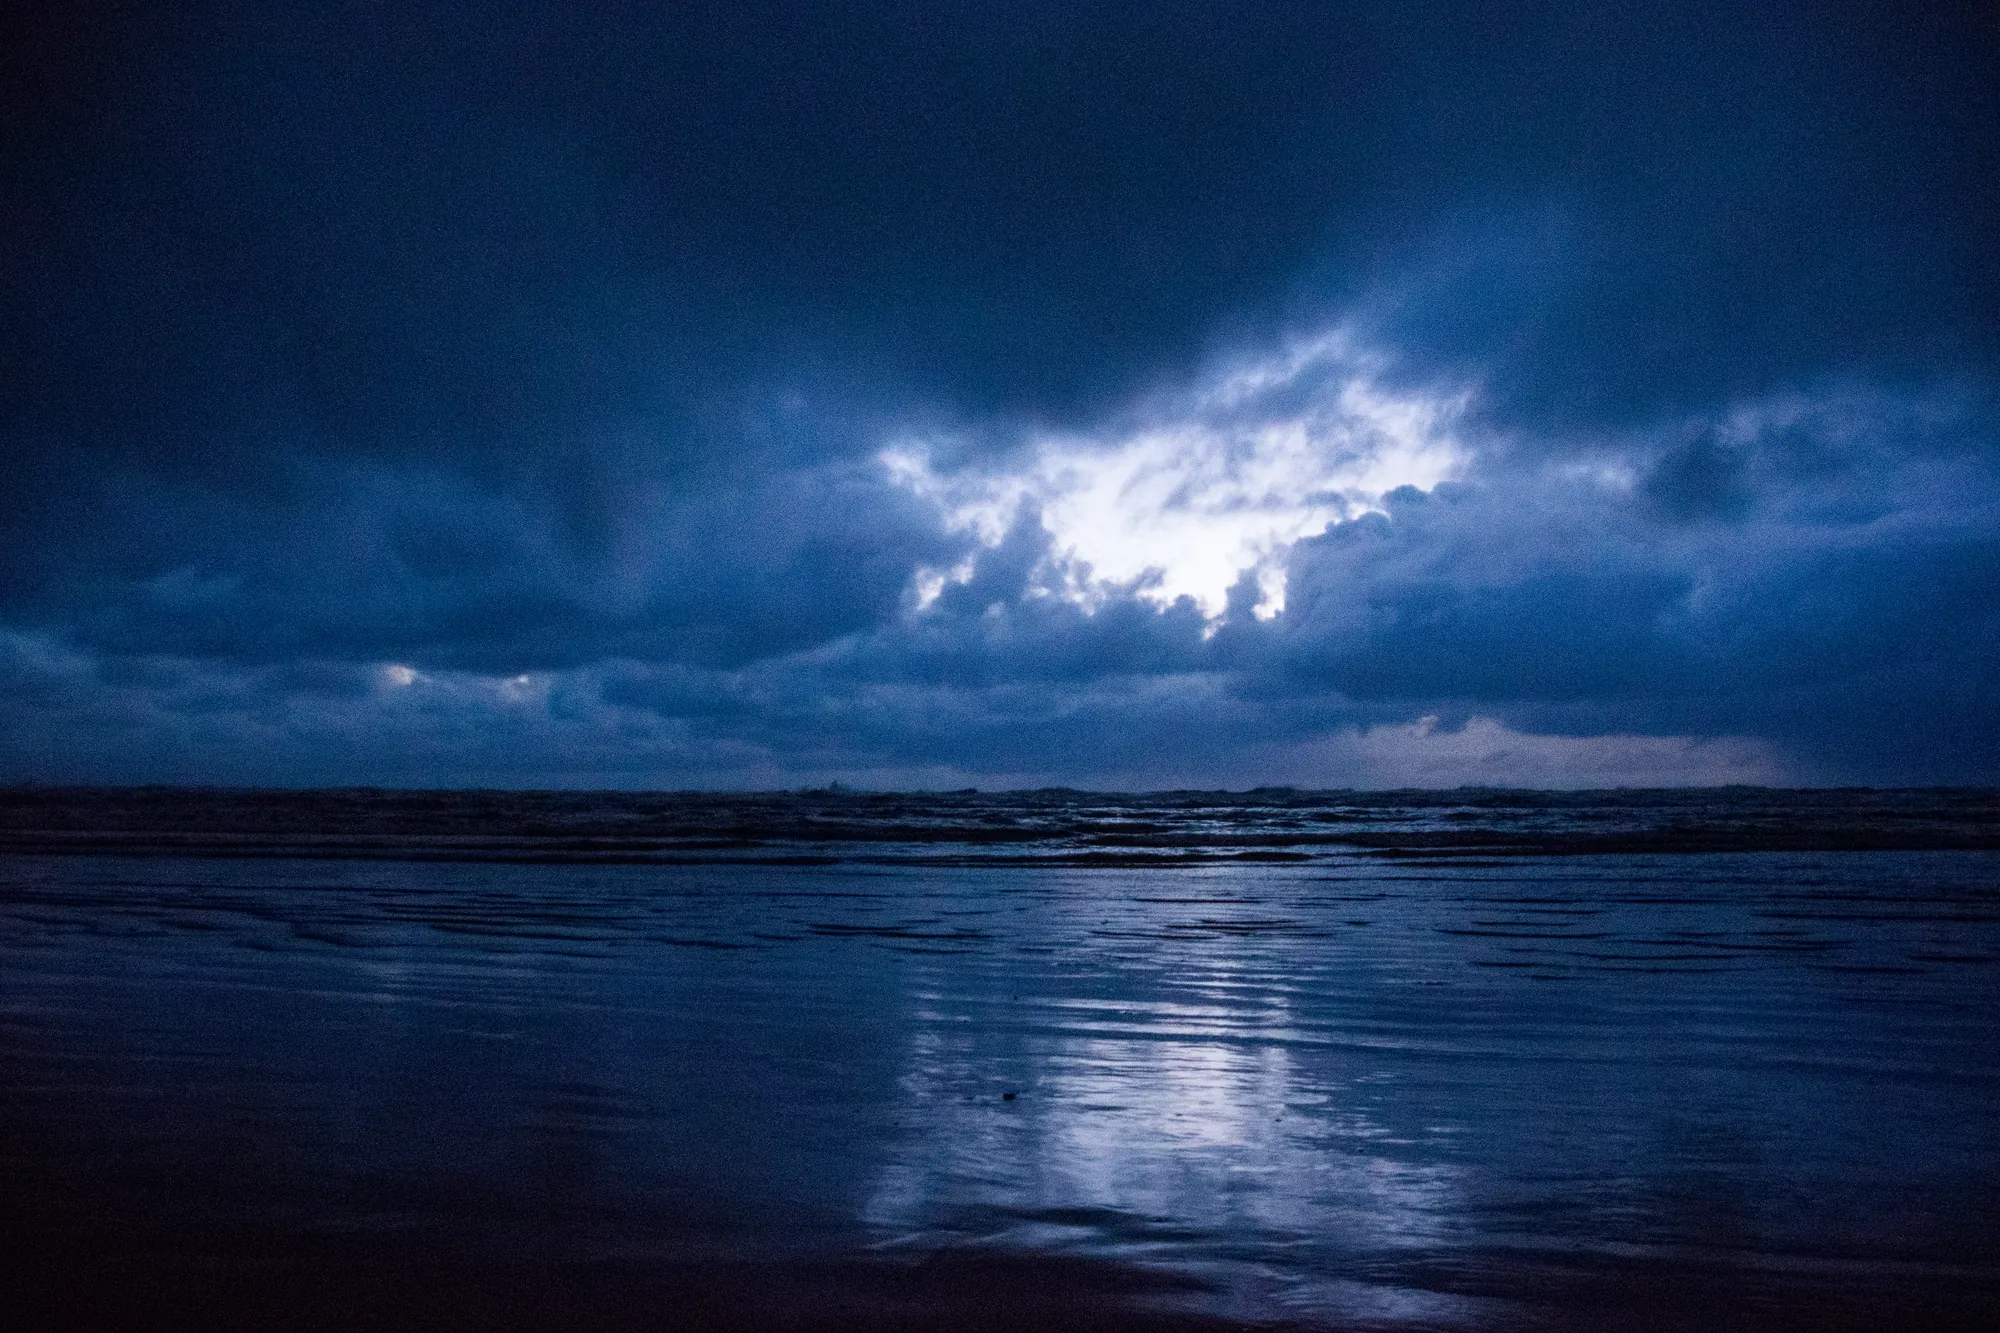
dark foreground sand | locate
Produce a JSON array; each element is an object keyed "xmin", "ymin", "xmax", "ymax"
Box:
[{"xmin": 9, "ymin": 1246, "xmax": 1999, "ymax": 1333}]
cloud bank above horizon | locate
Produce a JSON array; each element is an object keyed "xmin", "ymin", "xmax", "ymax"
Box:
[{"xmin": 2, "ymin": 1, "xmax": 1996, "ymax": 788}]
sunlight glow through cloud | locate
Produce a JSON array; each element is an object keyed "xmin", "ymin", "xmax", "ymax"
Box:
[{"xmin": 883, "ymin": 329, "xmax": 1468, "ymax": 620}]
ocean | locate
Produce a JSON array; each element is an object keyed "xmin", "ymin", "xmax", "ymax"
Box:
[{"xmin": 4, "ymin": 787, "xmax": 1998, "ymax": 1330}]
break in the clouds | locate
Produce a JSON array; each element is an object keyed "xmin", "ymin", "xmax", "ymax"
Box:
[
  {"xmin": 2, "ymin": 1, "xmax": 1996, "ymax": 787},
  {"xmin": 884, "ymin": 330, "xmax": 1466, "ymax": 619}
]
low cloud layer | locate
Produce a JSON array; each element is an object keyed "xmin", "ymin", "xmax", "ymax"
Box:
[{"xmin": 4, "ymin": 358, "xmax": 1991, "ymax": 787}]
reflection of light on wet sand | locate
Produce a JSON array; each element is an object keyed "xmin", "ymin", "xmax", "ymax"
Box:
[{"xmin": 864, "ymin": 951, "xmax": 1468, "ymax": 1320}]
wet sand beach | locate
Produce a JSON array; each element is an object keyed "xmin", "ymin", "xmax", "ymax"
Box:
[{"xmin": 4, "ymin": 788, "xmax": 1999, "ymax": 1329}]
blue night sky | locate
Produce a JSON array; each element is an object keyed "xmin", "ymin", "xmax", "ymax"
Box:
[{"xmin": 3, "ymin": 1, "xmax": 1996, "ymax": 788}]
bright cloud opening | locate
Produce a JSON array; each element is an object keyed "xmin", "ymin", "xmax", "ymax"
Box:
[{"xmin": 883, "ymin": 328, "xmax": 1467, "ymax": 619}]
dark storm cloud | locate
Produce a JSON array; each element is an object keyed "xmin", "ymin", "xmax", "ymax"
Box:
[
  {"xmin": 2, "ymin": 1, "xmax": 1996, "ymax": 785},
  {"xmin": 13, "ymin": 453, "xmax": 965, "ymax": 671},
  {"xmin": 11, "ymin": 1, "xmax": 1992, "ymax": 463},
  {"xmin": 1262, "ymin": 389, "xmax": 2000, "ymax": 778}
]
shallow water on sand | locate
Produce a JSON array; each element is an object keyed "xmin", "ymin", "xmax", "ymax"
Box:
[{"xmin": 4, "ymin": 835, "xmax": 2000, "ymax": 1329}]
